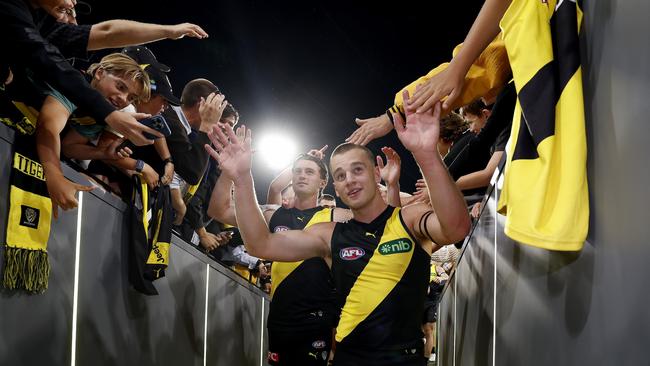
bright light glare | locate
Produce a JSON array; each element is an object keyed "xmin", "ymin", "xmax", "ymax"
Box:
[{"xmin": 257, "ymin": 133, "xmax": 298, "ymax": 170}]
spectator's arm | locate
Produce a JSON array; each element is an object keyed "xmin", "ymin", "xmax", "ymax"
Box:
[
  {"xmin": 408, "ymin": 0, "xmax": 512, "ymax": 112},
  {"xmin": 36, "ymin": 96, "xmax": 71, "ymax": 179},
  {"xmin": 87, "ymin": 20, "xmax": 207, "ymax": 51},
  {"xmin": 456, "ymin": 151, "xmax": 503, "ymax": 191},
  {"xmin": 232, "ymin": 245, "xmax": 261, "ymax": 269},
  {"xmin": 0, "ymin": 0, "xmax": 114, "ymax": 122},
  {"xmin": 154, "ymin": 137, "xmax": 174, "ymax": 184},
  {"xmin": 61, "ymin": 129, "xmax": 106, "ymax": 160},
  {"xmin": 267, "ymin": 166, "xmax": 292, "ymax": 205},
  {"xmin": 36, "ymin": 97, "xmax": 93, "ymax": 214}
]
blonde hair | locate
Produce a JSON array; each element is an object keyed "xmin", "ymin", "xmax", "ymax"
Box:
[{"xmin": 87, "ymin": 53, "xmax": 151, "ymax": 102}]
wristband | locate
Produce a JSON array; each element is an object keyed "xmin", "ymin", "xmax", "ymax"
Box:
[
  {"xmin": 135, "ymin": 159, "xmax": 145, "ymax": 173},
  {"xmin": 162, "ymin": 157, "xmax": 173, "ymax": 165}
]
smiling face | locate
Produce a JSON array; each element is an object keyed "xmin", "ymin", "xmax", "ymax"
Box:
[
  {"xmin": 291, "ymin": 159, "xmax": 326, "ymax": 199},
  {"xmin": 330, "ymin": 147, "xmax": 381, "ymax": 210},
  {"xmin": 91, "ymin": 69, "xmax": 143, "ymax": 110}
]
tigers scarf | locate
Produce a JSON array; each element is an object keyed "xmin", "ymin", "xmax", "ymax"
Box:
[
  {"xmin": 3, "ymin": 133, "xmax": 52, "ymax": 293},
  {"xmin": 128, "ymin": 177, "xmax": 173, "ymax": 295}
]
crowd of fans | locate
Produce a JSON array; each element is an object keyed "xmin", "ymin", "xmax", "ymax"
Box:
[{"xmin": 0, "ymin": 1, "xmax": 525, "ymax": 365}]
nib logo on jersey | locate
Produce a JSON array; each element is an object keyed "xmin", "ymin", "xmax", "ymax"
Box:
[
  {"xmin": 339, "ymin": 247, "xmax": 365, "ymax": 261},
  {"xmin": 378, "ymin": 238, "xmax": 412, "ymax": 255}
]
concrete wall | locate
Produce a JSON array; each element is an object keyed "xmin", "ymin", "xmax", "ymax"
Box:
[
  {"xmin": 0, "ymin": 124, "xmax": 269, "ymax": 366},
  {"xmin": 437, "ymin": 0, "xmax": 650, "ymax": 365}
]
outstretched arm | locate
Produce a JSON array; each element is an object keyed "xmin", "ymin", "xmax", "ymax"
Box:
[
  {"xmin": 88, "ymin": 21, "xmax": 208, "ymax": 50},
  {"xmin": 395, "ymin": 90, "xmax": 471, "ymax": 245},
  {"xmin": 266, "ymin": 166, "xmax": 291, "ymax": 206},
  {"xmin": 407, "ymin": 0, "xmax": 512, "ymax": 113},
  {"xmin": 205, "ymin": 124, "xmax": 331, "ymax": 261},
  {"xmin": 456, "ymin": 151, "xmax": 503, "ymax": 191}
]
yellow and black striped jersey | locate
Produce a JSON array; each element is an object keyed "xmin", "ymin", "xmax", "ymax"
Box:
[
  {"xmin": 330, "ymin": 206, "xmax": 429, "ymax": 350},
  {"xmin": 497, "ymin": 0, "xmax": 588, "ymax": 250},
  {"xmin": 267, "ymin": 206, "xmax": 337, "ymax": 332}
]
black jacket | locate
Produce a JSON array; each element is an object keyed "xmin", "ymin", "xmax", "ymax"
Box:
[{"xmin": 0, "ymin": 0, "xmax": 114, "ymax": 121}]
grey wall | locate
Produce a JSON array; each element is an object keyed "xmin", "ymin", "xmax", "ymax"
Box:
[
  {"xmin": 437, "ymin": 0, "xmax": 650, "ymax": 365},
  {"xmin": 0, "ymin": 124, "xmax": 270, "ymax": 365}
]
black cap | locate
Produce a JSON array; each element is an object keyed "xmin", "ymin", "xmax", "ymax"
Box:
[
  {"xmin": 121, "ymin": 46, "xmax": 171, "ymax": 73},
  {"xmin": 144, "ymin": 65, "xmax": 181, "ymax": 106}
]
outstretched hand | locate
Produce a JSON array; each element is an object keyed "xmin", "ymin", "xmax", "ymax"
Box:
[
  {"xmin": 167, "ymin": 23, "xmax": 209, "ymax": 39},
  {"xmin": 406, "ymin": 64, "xmax": 465, "ymax": 114},
  {"xmin": 346, "ymin": 114, "xmax": 393, "ymax": 146},
  {"xmin": 376, "ymin": 146, "xmax": 401, "ymax": 186},
  {"xmin": 205, "ymin": 123, "xmax": 253, "ymax": 183},
  {"xmin": 394, "ymin": 89, "xmax": 442, "ymax": 154}
]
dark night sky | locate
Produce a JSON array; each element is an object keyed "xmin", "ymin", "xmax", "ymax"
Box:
[{"xmin": 82, "ymin": 0, "xmax": 483, "ymax": 199}]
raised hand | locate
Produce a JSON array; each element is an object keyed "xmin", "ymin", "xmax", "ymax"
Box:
[
  {"xmin": 167, "ymin": 23, "xmax": 209, "ymax": 40},
  {"xmin": 394, "ymin": 89, "xmax": 442, "ymax": 154},
  {"xmin": 376, "ymin": 146, "xmax": 401, "ymax": 186},
  {"xmin": 346, "ymin": 114, "xmax": 393, "ymax": 146},
  {"xmin": 307, "ymin": 145, "xmax": 328, "ymax": 160},
  {"xmin": 199, "ymin": 92, "xmax": 227, "ymax": 132},
  {"xmin": 205, "ymin": 124, "xmax": 253, "ymax": 183}
]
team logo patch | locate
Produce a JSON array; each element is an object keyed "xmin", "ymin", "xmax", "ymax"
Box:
[
  {"xmin": 267, "ymin": 352, "xmax": 280, "ymax": 362},
  {"xmin": 312, "ymin": 340, "xmax": 326, "ymax": 349},
  {"xmin": 19, "ymin": 205, "xmax": 40, "ymax": 229},
  {"xmin": 274, "ymin": 226, "xmax": 290, "ymax": 232},
  {"xmin": 339, "ymin": 247, "xmax": 365, "ymax": 260},
  {"xmin": 378, "ymin": 238, "xmax": 412, "ymax": 255}
]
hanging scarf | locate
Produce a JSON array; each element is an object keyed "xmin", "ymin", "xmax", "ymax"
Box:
[
  {"xmin": 3, "ymin": 133, "xmax": 52, "ymax": 293},
  {"xmin": 1, "ymin": 80, "xmax": 54, "ymax": 293},
  {"xmin": 144, "ymin": 184, "xmax": 172, "ymax": 281},
  {"xmin": 128, "ymin": 177, "xmax": 173, "ymax": 295}
]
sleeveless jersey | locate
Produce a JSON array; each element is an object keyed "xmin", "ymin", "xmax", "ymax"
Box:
[
  {"xmin": 267, "ymin": 206, "xmax": 337, "ymax": 332},
  {"xmin": 330, "ymin": 206, "xmax": 429, "ymax": 350}
]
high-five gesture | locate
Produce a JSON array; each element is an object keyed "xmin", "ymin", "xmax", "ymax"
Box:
[
  {"xmin": 205, "ymin": 124, "xmax": 253, "ymax": 183},
  {"xmin": 376, "ymin": 146, "xmax": 401, "ymax": 187},
  {"xmin": 393, "ymin": 89, "xmax": 442, "ymax": 154}
]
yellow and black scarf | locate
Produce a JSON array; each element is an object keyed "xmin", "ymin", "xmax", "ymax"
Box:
[
  {"xmin": 1, "ymin": 87, "xmax": 52, "ymax": 292},
  {"xmin": 128, "ymin": 177, "xmax": 173, "ymax": 295}
]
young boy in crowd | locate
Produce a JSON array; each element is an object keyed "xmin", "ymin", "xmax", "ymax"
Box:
[{"xmin": 35, "ymin": 53, "xmax": 150, "ymax": 215}]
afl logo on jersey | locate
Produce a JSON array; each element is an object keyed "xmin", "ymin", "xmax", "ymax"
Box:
[
  {"xmin": 312, "ymin": 340, "xmax": 326, "ymax": 349},
  {"xmin": 274, "ymin": 226, "xmax": 290, "ymax": 233},
  {"xmin": 340, "ymin": 247, "xmax": 365, "ymax": 260}
]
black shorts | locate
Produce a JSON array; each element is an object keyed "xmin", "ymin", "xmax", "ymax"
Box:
[
  {"xmin": 267, "ymin": 327, "xmax": 333, "ymax": 366},
  {"xmin": 422, "ymin": 301, "xmax": 438, "ymax": 324},
  {"xmin": 333, "ymin": 342, "xmax": 426, "ymax": 366}
]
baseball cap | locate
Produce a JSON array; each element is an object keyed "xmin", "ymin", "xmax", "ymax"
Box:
[
  {"xmin": 143, "ymin": 65, "xmax": 181, "ymax": 106},
  {"xmin": 121, "ymin": 46, "xmax": 180, "ymax": 106},
  {"xmin": 121, "ymin": 46, "xmax": 171, "ymax": 73}
]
